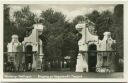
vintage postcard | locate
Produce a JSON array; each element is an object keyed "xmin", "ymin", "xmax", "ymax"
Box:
[{"xmin": 0, "ymin": 0, "xmax": 128, "ymax": 82}]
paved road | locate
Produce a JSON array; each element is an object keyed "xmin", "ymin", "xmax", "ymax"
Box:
[{"xmin": 3, "ymin": 71, "xmax": 123, "ymax": 79}]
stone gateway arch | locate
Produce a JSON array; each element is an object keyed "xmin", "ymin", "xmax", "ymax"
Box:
[
  {"xmin": 7, "ymin": 24, "xmax": 44, "ymax": 71},
  {"xmin": 75, "ymin": 20, "xmax": 116, "ymax": 72}
]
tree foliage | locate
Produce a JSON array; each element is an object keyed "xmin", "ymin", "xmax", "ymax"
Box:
[
  {"xmin": 72, "ymin": 15, "xmax": 85, "ymax": 25},
  {"xmin": 39, "ymin": 9, "xmax": 78, "ymax": 59},
  {"xmin": 86, "ymin": 10, "xmax": 113, "ymax": 40},
  {"xmin": 4, "ymin": 5, "xmax": 12, "ymax": 51},
  {"xmin": 110, "ymin": 4, "xmax": 123, "ymax": 57},
  {"xmin": 4, "ymin": 5, "xmax": 37, "ymax": 51},
  {"xmin": 13, "ymin": 6, "xmax": 36, "ymax": 42}
]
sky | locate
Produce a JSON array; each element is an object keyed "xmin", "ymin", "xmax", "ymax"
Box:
[{"xmin": 8, "ymin": 4, "xmax": 117, "ymax": 22}]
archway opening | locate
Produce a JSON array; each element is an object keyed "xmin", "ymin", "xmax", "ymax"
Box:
[
  {"xmin": 25, "ymin": 45, "xmax": 33, "ymax": 71},
  {"xmin": 25, "ymin": 45, "xmax": 32, "ymax": 52},
  {"xmin": 88, "ymin": 44, "xmax": 97, "ymax": 72}
]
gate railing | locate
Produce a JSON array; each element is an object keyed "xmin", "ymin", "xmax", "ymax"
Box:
[
  {"xmin": 3, "ymin": 52, "xmax": 37, "ymax": 72},
  {"xmin": 3, "ymin": 51, "xmax": 122, "ymax": 72}
]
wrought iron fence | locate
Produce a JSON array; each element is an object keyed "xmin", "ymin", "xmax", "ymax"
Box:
[
  {"xmin": 3, "ymin": 51, "xmax": 122, "ymax": 72},
  {"xmin": 3, "ymin": 52, "xmax": 36, "ymax": 72}
]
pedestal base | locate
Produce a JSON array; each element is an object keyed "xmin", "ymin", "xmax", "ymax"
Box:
[
  {"xmin": 75, "ymin": 65, "xmax": 84, "ymax": 72},
  {"xmin": 75, "ymin": 53, "xmax": 88, "ymax": 72}
]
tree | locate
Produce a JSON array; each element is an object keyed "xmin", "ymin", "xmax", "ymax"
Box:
[
  {"xmin": 4, "ymin": 5, "xmax": 13, "ymax": 51},
  {"xmin": 40, "ymin": 8, "xmax": 79, "ymax": 59},
  {"xmin": 108, "ymin": 4, "xmax": 124, "ymax": 72},
  {"xmin": 72, "ymin": 15, "xmax": 85, "ymax": 26},
  {"xmin": 86, "ymin": 10, "xmax": 113, "ymax": 40},
  {"xmin": 13, "ymin": 6, "xmax": 36, "ymax": 42},
  {"xmin": 39, "ymin": 9, "xmax": 79, "ymax": 70},
  {"xmin": 86, "ymin": 10, "xmax": 100, "ymax": 24},
  {"xmin": 39, "ymin": 9, "xmax": 66, "ymax": 58},
  {"xmin": 110, "ymin": 4, "xmax": 123, "ymax": 57},
  {"xmin": 96, "ymin": 11, "xmax": 113, "ymax": 39},
  {"xmin": 62, "ymin": 22, "xmax": 79, "ymax": 58},
  {"xmin": 40, "ymin": 8, "xmax": 65, "ymax": 25}
]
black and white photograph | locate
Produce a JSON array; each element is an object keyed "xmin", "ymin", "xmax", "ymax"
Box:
[{"xmin": 2, "ymin": 1, "xmax": 125, "ymax": 81}]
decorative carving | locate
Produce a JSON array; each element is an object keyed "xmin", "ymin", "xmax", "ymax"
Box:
[
  {"xmin": 96, "ymin": 32, "xmax": 116, "ymax": 72},
  {"xmin": 88, "ymin": 26, "xmax": 97, "ymax": 35},
  {"xmin": 85, "ymin": 19, "xmax": 97, "ymax": 36}
]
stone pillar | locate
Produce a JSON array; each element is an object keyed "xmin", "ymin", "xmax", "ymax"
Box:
[
  {"xmin": 96, "ymin": 32, "xmax": 116, "ymax": 72},
  {"xmin": 75, "ymin": 22, "xmax": 88, "ymax": 72},
  {"xmin": 39, "ymin": 39, "xmax": 43, "ymax": 55},
  {"xmin": 36, "ymin": 36, "xmax": 44, "ymax": 70},
  {"xmin": 76, "ymin": 53, "xmax": 84, "ymax": 72}
]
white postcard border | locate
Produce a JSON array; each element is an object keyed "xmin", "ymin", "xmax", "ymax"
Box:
[{"xmin": 0, "ymin": 0, "xmax": 128, "ymax": 82}]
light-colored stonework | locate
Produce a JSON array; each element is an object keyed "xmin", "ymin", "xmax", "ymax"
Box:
[
  {"xmin": 7, "ymin": 35, "xmax": 23, "ymax": 71},
  {"xmin": 22, "ymin": 24, "xmax": 44, "ymax": 70},
  {"xmin": 75, "ymin": 21, "xmax": 116, "ymax": 72},
  {"xmin": 7, "ymin": 24, "xmax": 44, "ymax": 70},
  {"xmin": 7, "ymin": 22, "xmax": 116, "ymax": 72}
]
